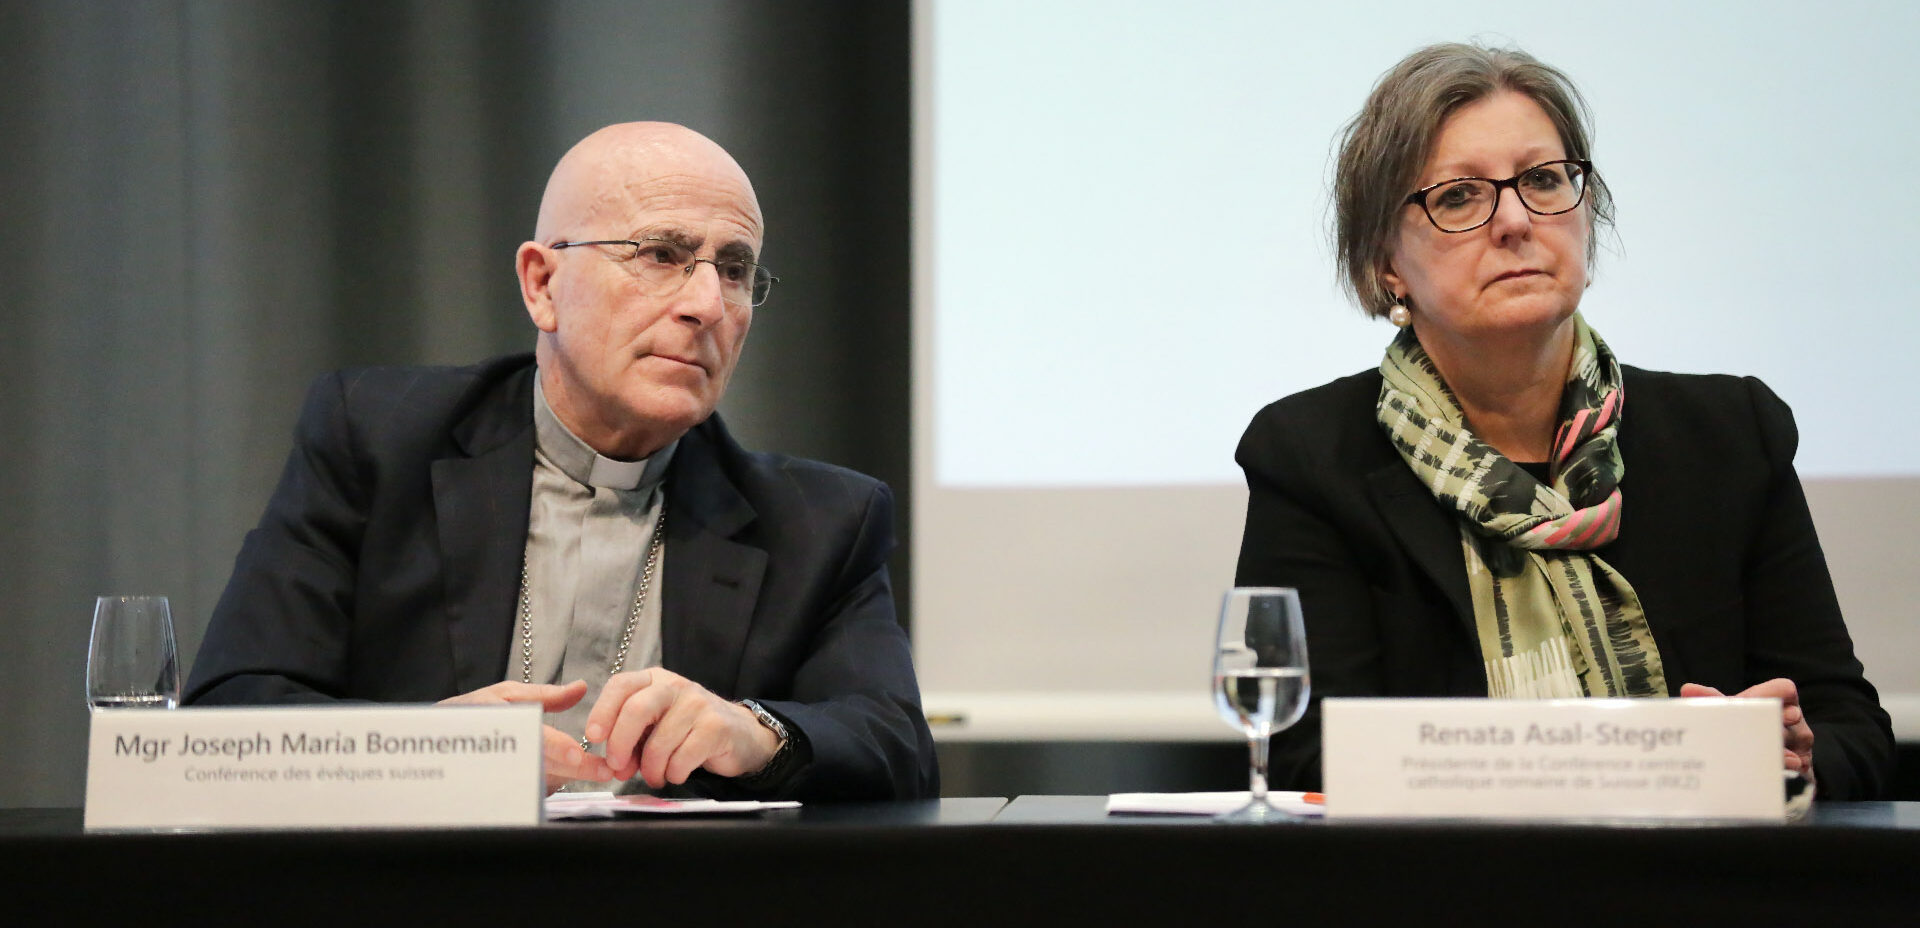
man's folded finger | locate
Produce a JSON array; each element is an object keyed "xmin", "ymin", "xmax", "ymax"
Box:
[
  {"xmin": 640, "ymin": 698, "xmax": 714, "ymax": 786},
  {"xmin": 606, "ymin": 686, "xmax": 676, "ymax": 777},
  {"xmin": 585, "ymin": 670, "xmax": 657, "ymax": 744}
]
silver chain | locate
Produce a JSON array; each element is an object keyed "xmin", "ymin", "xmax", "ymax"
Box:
[{"xmin": 518, "ymin": 505, "xmax": 668, "ymax": 750}]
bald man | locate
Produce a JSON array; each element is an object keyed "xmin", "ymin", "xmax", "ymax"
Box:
[{"xmin": 186, "ymin": 123, "xmax": 939, "ymax": 801}]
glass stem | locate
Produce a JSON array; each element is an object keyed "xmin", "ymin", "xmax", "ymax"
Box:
[{"xmin": 1248, "ymin": 733, "xmax": 1270, "ymax": 803}]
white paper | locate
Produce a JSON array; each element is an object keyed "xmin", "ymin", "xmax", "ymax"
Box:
[
  {"xmin": 545, "ymin": 791, "xmax": 801, "ymax": 820},
  {"xmin": 1106, "ymin": 790, "xmax": 1325, "ymax": 818}
]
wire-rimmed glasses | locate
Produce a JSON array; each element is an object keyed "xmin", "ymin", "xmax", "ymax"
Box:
[
  {"xmin": 552, "ymin": 238, "xmax": 778, "ymax": 306},
  {"xmin": 1404, "ymin": 159, "xmax": 1594, "ymax": 233}
]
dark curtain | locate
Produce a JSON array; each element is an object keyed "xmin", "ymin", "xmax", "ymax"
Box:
[{"xmin": 0, "ymin": 0, "xmax": 910, "ymax": 807}]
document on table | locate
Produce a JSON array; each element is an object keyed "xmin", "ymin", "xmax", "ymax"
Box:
[
  {"xmin": 1106, "ymin": 791, "xmax": 1325, "ymax": 817},
  {"xmin": 546, "ymin": 792, "xmax": 802, "ymax": 820}
]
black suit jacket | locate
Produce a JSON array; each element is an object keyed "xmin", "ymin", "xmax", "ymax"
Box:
[
  {"xmin": 1234, "ymin": 366, "xmax": 1894, "ymax": 799},
  {"xmin": 186, "ymin": 354, "xmax": 939, "ymax": 801}
]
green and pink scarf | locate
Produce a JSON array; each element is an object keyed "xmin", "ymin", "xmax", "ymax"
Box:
[{"xmin": 1376, "ymin": 315, "xmax": 1667, "ymax": 699}]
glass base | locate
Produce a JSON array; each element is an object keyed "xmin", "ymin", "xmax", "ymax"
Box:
[{"xmin": 1214, "ymin": 799, "xmax": 1300, "ymax": 824}]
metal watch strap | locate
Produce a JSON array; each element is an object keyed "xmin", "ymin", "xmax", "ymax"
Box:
[{"xmin": 735, "ymin": 698, "xmax": 793, "ymax": 783}]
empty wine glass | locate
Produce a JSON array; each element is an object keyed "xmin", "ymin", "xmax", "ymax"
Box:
[
  {"xmin": 1212, "ymin": 587, "xmax": 1309, "ymax": 822},
  {"xmin": 87, "ymin": 596, "xmax": 179, "ymax": 710}
]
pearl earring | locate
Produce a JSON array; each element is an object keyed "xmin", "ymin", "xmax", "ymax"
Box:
[{"xmin": 1387, "ymin": 300, "xmax": 1412, "ymax": 328}]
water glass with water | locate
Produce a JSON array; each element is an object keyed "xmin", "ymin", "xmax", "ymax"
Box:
[{"xmin": 1212, "ymin": 587, "xmax": 1310, "ymax": 822}]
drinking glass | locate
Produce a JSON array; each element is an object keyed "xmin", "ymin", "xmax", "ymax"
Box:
[
  {"xmin": 1212, "ymin": 587, "xmax": 1310, "ymax": 822},
  {"xmin": 87, "ymin": 596, "xmax": 180, "ymax": 710}
]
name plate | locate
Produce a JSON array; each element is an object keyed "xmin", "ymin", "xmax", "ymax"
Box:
[
  {"xmin": 86, "ymin": 704, "xmax": 542, "ymax": 831},
  {"xmin": 1322, "ymin": 698, "xmax": 1782, "ymax": 821}
]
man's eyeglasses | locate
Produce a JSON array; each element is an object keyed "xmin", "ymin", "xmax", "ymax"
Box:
[
  {"xmin": 551, "ymin": 238, "xmax": 778, "ymax": 307},
  {"xmin": 1404, "ymin": 159, "xmax": 1594, "ymax": 233}
]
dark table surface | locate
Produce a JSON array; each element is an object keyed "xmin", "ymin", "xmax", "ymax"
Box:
[
  {"xmin": 0, "ymin": 796, "xmax": 1010, "ymax": 836},
  {"xmin": 997, "ymin": 793, "xmax": 1920, "ymax": 827},
  {"xmin": 11, "ymin": 799, "xmax": 1920, "ymax": 925}
]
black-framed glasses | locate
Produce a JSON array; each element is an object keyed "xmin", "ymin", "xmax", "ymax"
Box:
[
  {"xmin": 1404, "ymin": 159, "xmax": 1594, "ymax": 233},
  {"xmin": 551, "ymin": 238, "xmax": 778, "ymax": 307}
]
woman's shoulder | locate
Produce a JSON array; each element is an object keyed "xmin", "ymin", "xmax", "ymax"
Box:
[
  {"xmin": 1623, "ymin": 365, "xmax": 1792, "ymax": 417},
  {"xmin": 1622, "ymin": 365, "xmax": 1797, "ymax": 461},
  {"xmin": 1237, "ymin": 369, "xmax": 1393, "ymax": 477},
  {"xmin": 1245, "ymin": 369, "xmax": 1384, "ymax": 433}
]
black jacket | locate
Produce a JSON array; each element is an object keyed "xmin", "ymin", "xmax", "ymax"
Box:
[
  {"xmin": 1234, "ymin": 366, "xmax": 1893, "ymax": 799},
  {"xmin": 187, "ymin": 353, "xmax": 938, "ymax": 801}
]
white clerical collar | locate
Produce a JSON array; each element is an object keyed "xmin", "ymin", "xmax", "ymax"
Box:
[{"xmin": 532, "ymin": 371, "xmax": 676, "ymax": 492}]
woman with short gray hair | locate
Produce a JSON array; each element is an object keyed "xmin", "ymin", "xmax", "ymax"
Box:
[{"xmin": 1233, "ymin": 42, "xmax": 1891, "ymax": 798}]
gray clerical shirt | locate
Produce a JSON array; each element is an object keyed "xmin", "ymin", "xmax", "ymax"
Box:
[{"xmin": 518, "ymin": 373, "xmax": 676, "ymax": 750}]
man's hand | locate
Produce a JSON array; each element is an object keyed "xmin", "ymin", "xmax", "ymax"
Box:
[
  {"xmin": 584, "ymin": 669, "xmax": 781, "ymax": 788},
  {"xmin": 1680, "ymin": 678, "xmax": 1814, "ymax": 785},
  {"xmin": 441, "ymin": 679, "xmax": 614, "ymax": 793}
]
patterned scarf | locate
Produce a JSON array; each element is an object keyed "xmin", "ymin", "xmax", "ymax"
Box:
[{"xmin": 1375, "ymin": 315, "xmax": 1666, "ymax": 699}]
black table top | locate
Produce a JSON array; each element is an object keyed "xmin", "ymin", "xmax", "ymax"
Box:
[
  {"xmin": 997, "ymin": 794, "xmax": 1920, "ymax": 828},
  {"xmin": 10, "ymin": 798, "xmax": 1920, "ymax": 925},
  {"xmin": 15, "ymin": 796, "xmax": 1919, "ymax": 833},
  {"xmin": 0, "ymin": 796, "xmax": 1010, "ymax": 836}
]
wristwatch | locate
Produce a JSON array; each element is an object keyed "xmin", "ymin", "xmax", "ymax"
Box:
[{"xmin": 735, "ymin": 698, "xmax": 793, "ymax": 782}]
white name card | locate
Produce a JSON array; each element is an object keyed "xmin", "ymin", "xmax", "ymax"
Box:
[
  {"xmin": 85, "ymin": 704, "xmax": 542, "ymax": 831},
  {"xmin": 1322, "ymin": 698, "xmax": 1782, "ymax": 821}
]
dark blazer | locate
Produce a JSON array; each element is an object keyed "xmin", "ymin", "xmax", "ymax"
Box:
[
  {"xmin": 1235, "ymin": 366, "xmax": 1894, "ymax": 799},
  {"xmin": 186, "ymin": 354, "xmax": 938, "ymax": 801}
]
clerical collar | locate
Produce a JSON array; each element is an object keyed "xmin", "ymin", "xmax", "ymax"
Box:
[{"xmin": 532, "ymin": 372, "xmax": 677, "ymax": 492}]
